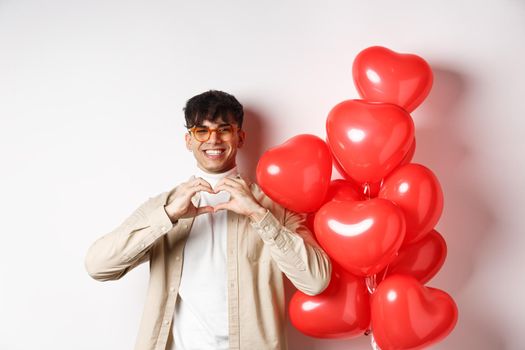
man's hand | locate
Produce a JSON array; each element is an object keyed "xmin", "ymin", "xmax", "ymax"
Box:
[
  {"xmin": 214, "ymin": 175, "xmax": 267, "ymax": 222},
  {"xmin": 164, "ymin": 177, "xmax": 215, "ymax": 222}
]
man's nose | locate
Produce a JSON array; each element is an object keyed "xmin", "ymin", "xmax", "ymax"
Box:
[{"xmin": 207, "ymin": 130, "xmax": 221, "ymax": 143}]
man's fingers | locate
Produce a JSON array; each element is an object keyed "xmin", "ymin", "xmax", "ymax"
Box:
[
  {"xmin": 214, "ymin": 184, "xmax": 237, "ymax": 195},
  {"xmin": 195, "ymin": 205, "xmax": 214, "ymax": 216},
  {"xmin": 213, "ymin": 202, "xmax": 232, "ymax": 212},
  {"xmin": 215, "ymin": 178, "xmax": 226, "ymax": 188},
  {"xmin": 216, "ymin": 176, "xmax": 242, "ymax": 188},
  {"xmin": 223, "ymin": 176, "xmax": 251, "ymax": 192},
  {"xmin": 236, "ymin": 176, "xmax": 251, "ymax": 191},
  {"xmin": 234, "ymin": 174, "xmax": 247, "ymax": 184},
  {"xmin": 188, "ymin": 184, "xmax": 215, "ymax": 196},
  {"xmin": 189, "ymin": 177, "xmax": 213, "ymax": 189},
  {"xmin": 218, "ymin": 178, "xmax": 244, "ymax": 191}
]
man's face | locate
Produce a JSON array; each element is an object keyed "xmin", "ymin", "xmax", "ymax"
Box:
[{"xmin": 185, "ymin": 118, "xmax": 245, "ymax": 174}]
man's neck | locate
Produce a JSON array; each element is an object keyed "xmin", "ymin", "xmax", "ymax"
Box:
[{"xmin": 195, "ymin": 165, "xmax": 238, "ymax": 188}]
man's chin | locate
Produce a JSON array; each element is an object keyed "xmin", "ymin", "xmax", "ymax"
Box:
[{"xmin": 198, "ymin": 162, "xmax": 231, "ymax": 174}]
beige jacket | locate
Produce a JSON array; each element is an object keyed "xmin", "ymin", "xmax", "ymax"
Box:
[{"xmin": 85, "ymin": 180, "xmax": 332, "ymax": 350}]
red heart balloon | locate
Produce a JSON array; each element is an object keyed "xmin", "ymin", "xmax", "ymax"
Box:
[
  {"xmin": 371, "ymin": 275, "xmax": 458, "ymax": 350},
  {"xmin": 353, "ymin": 46, "xmax": 433, "ymax": 113},
  {"xmin": 399, "ymin": 137, "xmax": 416, "ymax": 168},
  {"xmin": 314, "ymin": 198, "xmax": 406, "ymax": 276},
  {"xmin": 325, "ymin": 179, "xmax": 364, "ymax": 202},
  {"xmin": 326, "ymin": 100, "xmax": 414, "ymax": 184},
  {"xmin": 380, "ymin": 229, "xmax": 447, "ymax": 284},
  {"xmin": 305, "ymin": 179, "xmax": 364, "ymax": 236},
  {"xmin": 289, "ymin": 264, "xmax": 370, "ymax": 338},
  {"xmin": 378, "ymin": 163, "xmax": 443, "ymax": 244},
  {"xmin": 334, "ymin": 156, "xmax": 383, "ymax": 198},
  {"xmin": 256, "ymin": 134, "xmax": 332, "ymax": 213}
]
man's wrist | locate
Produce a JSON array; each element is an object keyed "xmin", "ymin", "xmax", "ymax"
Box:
[
  {"xmin": 164, "ymin": 205, "xmax": 179, "ymax": 223},
  {"xmin": 248, "ymin": 206, "xmax": 268, "ymax": 223}
]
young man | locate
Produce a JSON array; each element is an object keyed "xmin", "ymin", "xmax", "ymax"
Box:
[{"xmin": 85, "ymin": 90, "xmax": 332, "ymax": 350}]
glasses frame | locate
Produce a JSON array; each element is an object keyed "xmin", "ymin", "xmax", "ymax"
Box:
[{"xmin": 188, "ymin": 124, "xmax": 240, "ymax": 142}]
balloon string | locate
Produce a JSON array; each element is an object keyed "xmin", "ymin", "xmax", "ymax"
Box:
[
  {"xmin": 363, "ymin": 183, "xmax": 371, "ymax": 200},
  {"xmin": 365, "ymin": 274, "xmax": 377, "ymax": 294},
  {"xmin": 379, "ymin": 263, "xmax": 390, "ymax": 284},
  {"xmin": 370, "ymin": 331, "xmax": 382, "ymax": 350},
  {"xmin": 384, "ymin": 262, "xmax": 390, "ymax": 277},
  {"xmin": 364, "ymin": 329, "xmax": 382, "ymax": 350}
]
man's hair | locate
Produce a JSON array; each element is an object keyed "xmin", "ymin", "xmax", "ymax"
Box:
[{"xmin": 183, "ymin": 90, "xmax": 244, "ymax": 129}]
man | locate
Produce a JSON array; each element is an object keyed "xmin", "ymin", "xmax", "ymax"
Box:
[{"xmin": 85, "ymin": 90, "xmax": 332, "ymax": 350}]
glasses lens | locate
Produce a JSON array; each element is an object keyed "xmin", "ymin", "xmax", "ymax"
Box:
[
  {"xmin": 217, "ymin": 125, "xmax": 234, "ymax": 140},
  {"xmin": 193, "ymin": 127, "xmax": 210, "ymax": 142}
]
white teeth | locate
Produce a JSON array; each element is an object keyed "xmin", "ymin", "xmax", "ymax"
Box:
[{"xmin": 205, "ymin": 149, "xmax": 224, "ymax": 155}]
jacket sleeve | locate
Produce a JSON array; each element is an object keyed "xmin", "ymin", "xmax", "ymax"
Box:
[
  {"xmin": 84, "ymin": 195, "xmax": 174, "ymax": 282},
  {"xmin": 250, "ymin": 208, "xmax": 332, "ymax": 296}
]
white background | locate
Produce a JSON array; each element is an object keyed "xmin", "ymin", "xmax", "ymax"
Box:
[{"xmin": 1, "ymin": 0, "xmax": 524, "ymax": 349}]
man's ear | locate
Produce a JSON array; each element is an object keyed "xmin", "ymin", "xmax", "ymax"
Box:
[
  {"xmin": 185, "ymin": 133, "xmax": 192, "ymax": 150},
  {"xmin": 238, "ymin": 129, "xmax": 246, "ymax": 148}
]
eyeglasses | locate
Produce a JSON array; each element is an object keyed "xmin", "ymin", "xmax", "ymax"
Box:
[{"xmin": 188, "ymin": 124, "xmax": 239, "ymax": 142}]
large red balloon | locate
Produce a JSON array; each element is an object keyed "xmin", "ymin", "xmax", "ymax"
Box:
[
  {"xmin": 256, "ymin": 134, "xmax": 332, "ymax": 213},
  {"xmin": 381, "ymin": 229, "xmax": 447, "ymax": 284},
  {"xmin": 314, "ymin": 198, "xmax": 406, "ymax": 276},
  {"xmin": 326, "ymin": 100, "xmax": 414, "ymax": 184},
  {"xmin": 289, "ymin": 264, "xmax": 370, "ymax": 338},
  {"xmin": 371, "ymin": 275, "xmax": 458, "ymax": 350},
  {"xmin": 378, "ymin": 163, "xmax": 444, "ymax": 244},
  {"xmin": 353, "ymin": 46, "xmax": 433, "ymax": 113}
]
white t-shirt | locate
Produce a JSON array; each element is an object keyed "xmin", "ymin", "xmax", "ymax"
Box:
[{"xmin": 171, "ymin": 166, "xmax": 238, "ymax": 350}]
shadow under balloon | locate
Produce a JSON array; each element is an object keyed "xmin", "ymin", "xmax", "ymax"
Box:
[{"xmin": 406, "ymin": 66, "xmax": 505, "ymax": 350}]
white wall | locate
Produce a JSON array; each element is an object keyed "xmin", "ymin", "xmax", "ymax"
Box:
[{"xmin": 1, "ymin": 0, "xmax": 524, "ymax": 349}]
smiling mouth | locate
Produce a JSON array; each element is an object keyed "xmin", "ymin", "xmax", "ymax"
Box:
[{"xmin": 203, "ymin": 149, "xmax": 226, "ymax": 158}]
